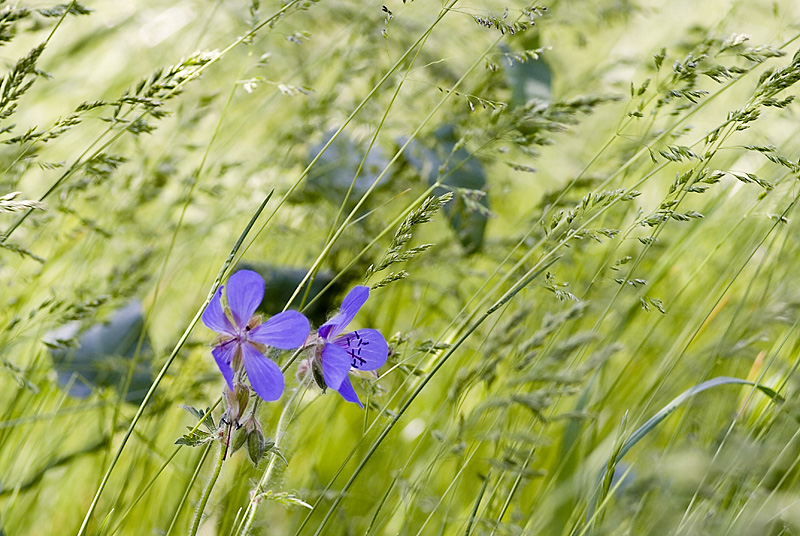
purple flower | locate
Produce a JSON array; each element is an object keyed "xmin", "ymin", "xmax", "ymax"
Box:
[
  {"xmin": 314, "ymin": 285, "xmax": 388, "ymax": 407},
  {"xmin": 202, "ymin": 270, "xmax": 309, "ymax": 401}
]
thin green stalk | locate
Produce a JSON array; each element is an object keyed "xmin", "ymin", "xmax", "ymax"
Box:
[
  {"xmin": 189, "ymin": 427, "xmax": 230, "ymax": 536},
  {"xmin": 77, "ymin": 193, "xmax": 271, "ymax": 536},
  {"xmin": 107, "ymin": 397, "xmax": 222, "ymax": 535},
  {"xmin": 280, "ymin": 0, "xmax": 464, "ymax": 312},
  {"xmin": 304, "ymin": 257, "xmax": 557, "ymax": 536},
  {"xmin": 363, "ymin": 474, "xmax": 398, "ymax": 535},
  {"xmin": 106, "ymin": 54, "xmax": 264, "ymax": 530},
  {"xmin": 463, "ymin": 469, "xmax": 491, "ymax": 536},
  {"xmin": 165, "ymin": 443, "xmax": 213, "ymax": 536},
  {"xmin": 105, "ymin": 40, "xmax": 249, "ymax": 522},
  {"xmin": 361, "ymin": 356, "xmax": 485, "ymax": 535},
  {"xmin": 413, "ymin": 444, "xmax": 482, "ymax": 536},
  {"xmin": 108, "ymin": 347, "xmax": 301, "ymax": 533},
  {"xmin": 236, "ymin": 383, "xmax": 306, "ymax": 536},
  {"xmin": 281, "ymin": 347, "xmax": 306, "ymax": 374}
]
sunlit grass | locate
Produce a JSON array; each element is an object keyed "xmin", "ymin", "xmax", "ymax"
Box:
[{"xmin": 1, "ymin": 1, "xmax": 800, "ymax": 535}]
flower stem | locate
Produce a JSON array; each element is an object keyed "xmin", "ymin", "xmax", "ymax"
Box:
[
  {"xmin": 281, "ymin": 346, "xmax": 305, "ymax": 373},
  {"xmin": 189, "ymin": 425, "xmax": 230, "ymax": 536},
  {"xmin": 236, "ymin": 384, "xmax": 306, "ymax": 536}
]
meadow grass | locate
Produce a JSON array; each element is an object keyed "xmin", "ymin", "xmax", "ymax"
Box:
[{"xmin": 1, "ymin": 1, "xmax": 800, "ymax": 535}]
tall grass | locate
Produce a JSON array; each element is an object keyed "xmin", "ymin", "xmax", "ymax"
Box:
[{"xmin": 1, "ymin": 1, "xmax": 800, "ymax": 535}]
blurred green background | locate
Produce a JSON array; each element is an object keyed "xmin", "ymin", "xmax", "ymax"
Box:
[{"xmin": 1, "ymin": 1, "xmax": 800, "ymax": 535}]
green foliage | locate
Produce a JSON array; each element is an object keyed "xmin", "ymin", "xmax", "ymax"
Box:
[
  {"xmin": 175, "ymin": 405, "xmax": 216, "ymax": 447},
  {"xmin": 365, "ymin": 192, "xmax": 451, "ymax": 286},
  {"xmin": 2, "ymin": 1, "xmax": 800, "ymax": 536}
]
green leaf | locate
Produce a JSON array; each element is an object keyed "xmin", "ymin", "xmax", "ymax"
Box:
[
  {"xmin": 586, "ymin": 376, "xmax": 783, "ymax": 526},
  {"xmin": 175, "ymin": 405, "xmax": 217, "ymax": 447},
  {"xmin": 179, "ymin": 405, "xmax": 215, "ymax": 433},
  {"xmin": 257, "ymin": 491, "xmax": 312, "ymax": 509},
  {"xmin": 268, "ymin": 443, "xmax": 287, "ymax": 466},
  {"xmin": 174, "ymin": 429, "xmax": 215, "ymax": 447}
]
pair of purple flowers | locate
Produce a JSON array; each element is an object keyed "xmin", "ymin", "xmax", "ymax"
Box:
[{"xmin": 201, "ymin": 270, "xmax": 387, "ymax": 406}]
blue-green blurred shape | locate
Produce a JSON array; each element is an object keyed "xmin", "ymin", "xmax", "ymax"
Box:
[
  {"xmin": 46, "ymin": 301, "xmax": 153, "ymax": 403},
  {"xmin": 301, "ymin": 133, "xmax": 390, "ymax": 211},
  {"xmin": 404, "ymin": 125, "xmax": 489, "ymax": 253},
  {"xmin": 508, "ymin": 54, "xmax": 552, "ymax": 106}
]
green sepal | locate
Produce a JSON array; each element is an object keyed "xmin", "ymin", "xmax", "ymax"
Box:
[
  {"xmin": 311, "ymin": 359, "xmax": 327, "ymax": 393},
  {"xmin": 247, "ymin": 428, "xmax": 267, "ymax": 466},
  {"xmin": 230, "ymin": 426, "xmax": 247, "ymax": 453}
]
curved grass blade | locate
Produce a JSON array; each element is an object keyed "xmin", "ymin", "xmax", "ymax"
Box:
[{"xmin": 584, "ymin": 376, "xmax": 783, "ymax": 530}]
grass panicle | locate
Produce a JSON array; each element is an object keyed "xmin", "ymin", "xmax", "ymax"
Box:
[{"xmin": 0, "ymin": 1, "xmax": 800, "ymax": 536}]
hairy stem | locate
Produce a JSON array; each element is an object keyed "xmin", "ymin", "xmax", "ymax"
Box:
[
  {"xmin": 237, "ymin": 384, "xmax": 305, "ymax": 536},
  {"xmin": 189, "ymin": 425, "xmax": 230, "ymax": 536}
]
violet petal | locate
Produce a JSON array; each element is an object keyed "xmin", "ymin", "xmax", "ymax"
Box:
[
  {"xmin": 202, "ymin": 286, "xmax": 235, "ymax": 335},
  {"xmin": 249, "ymin": 310, "xmax": 309, "ymax": 349},
  {"xmin": 240, "ymin": 342, "xmax": 284, "ymax": 401},
  {"xmin": 335, "ymin": 375, "xmax": 363, "ymax": 407},
  {"xmin": 226, "ymin": 270, "xmax": 265, "ymax": 328},
  {"xmin": 332, "ymin": 328, "xmax": 388, "ymax": 371},
  {"xmin": 212, "ymin": 342, "xmax": 237, "ymax": 390},
  {"xmin": 321, "ymin": 342, "xmax": 351, "ymax": 390},
  {"xmin": 319, "ymin": 285, "xmax": 370, "ymax": 340},
  {"xmin": 318, "ymin": 323, "xmax": 335, "ymax": 340}
]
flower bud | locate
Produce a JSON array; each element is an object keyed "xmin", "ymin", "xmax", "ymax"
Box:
[
  {"xmin": 247, "ymin": 427, "xmax": 267, "ymax": 466},
  {"xmin": 296, "ymin": 357, "xmax": 311, "ymax": 383},
  {"xmin": 230, "ymin": 426, "xmax": 247, "ymax": 453},
  {"xmin": 311, "ymin": 357, "xmax": 327, "ymax": 393},
  {"xmin": 231, "ymin": 347, "xmax": 244, "ymax": 373},
  {"xmin": 225, "ymin": 382, "xmax": 250, "ymax": 424}
]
